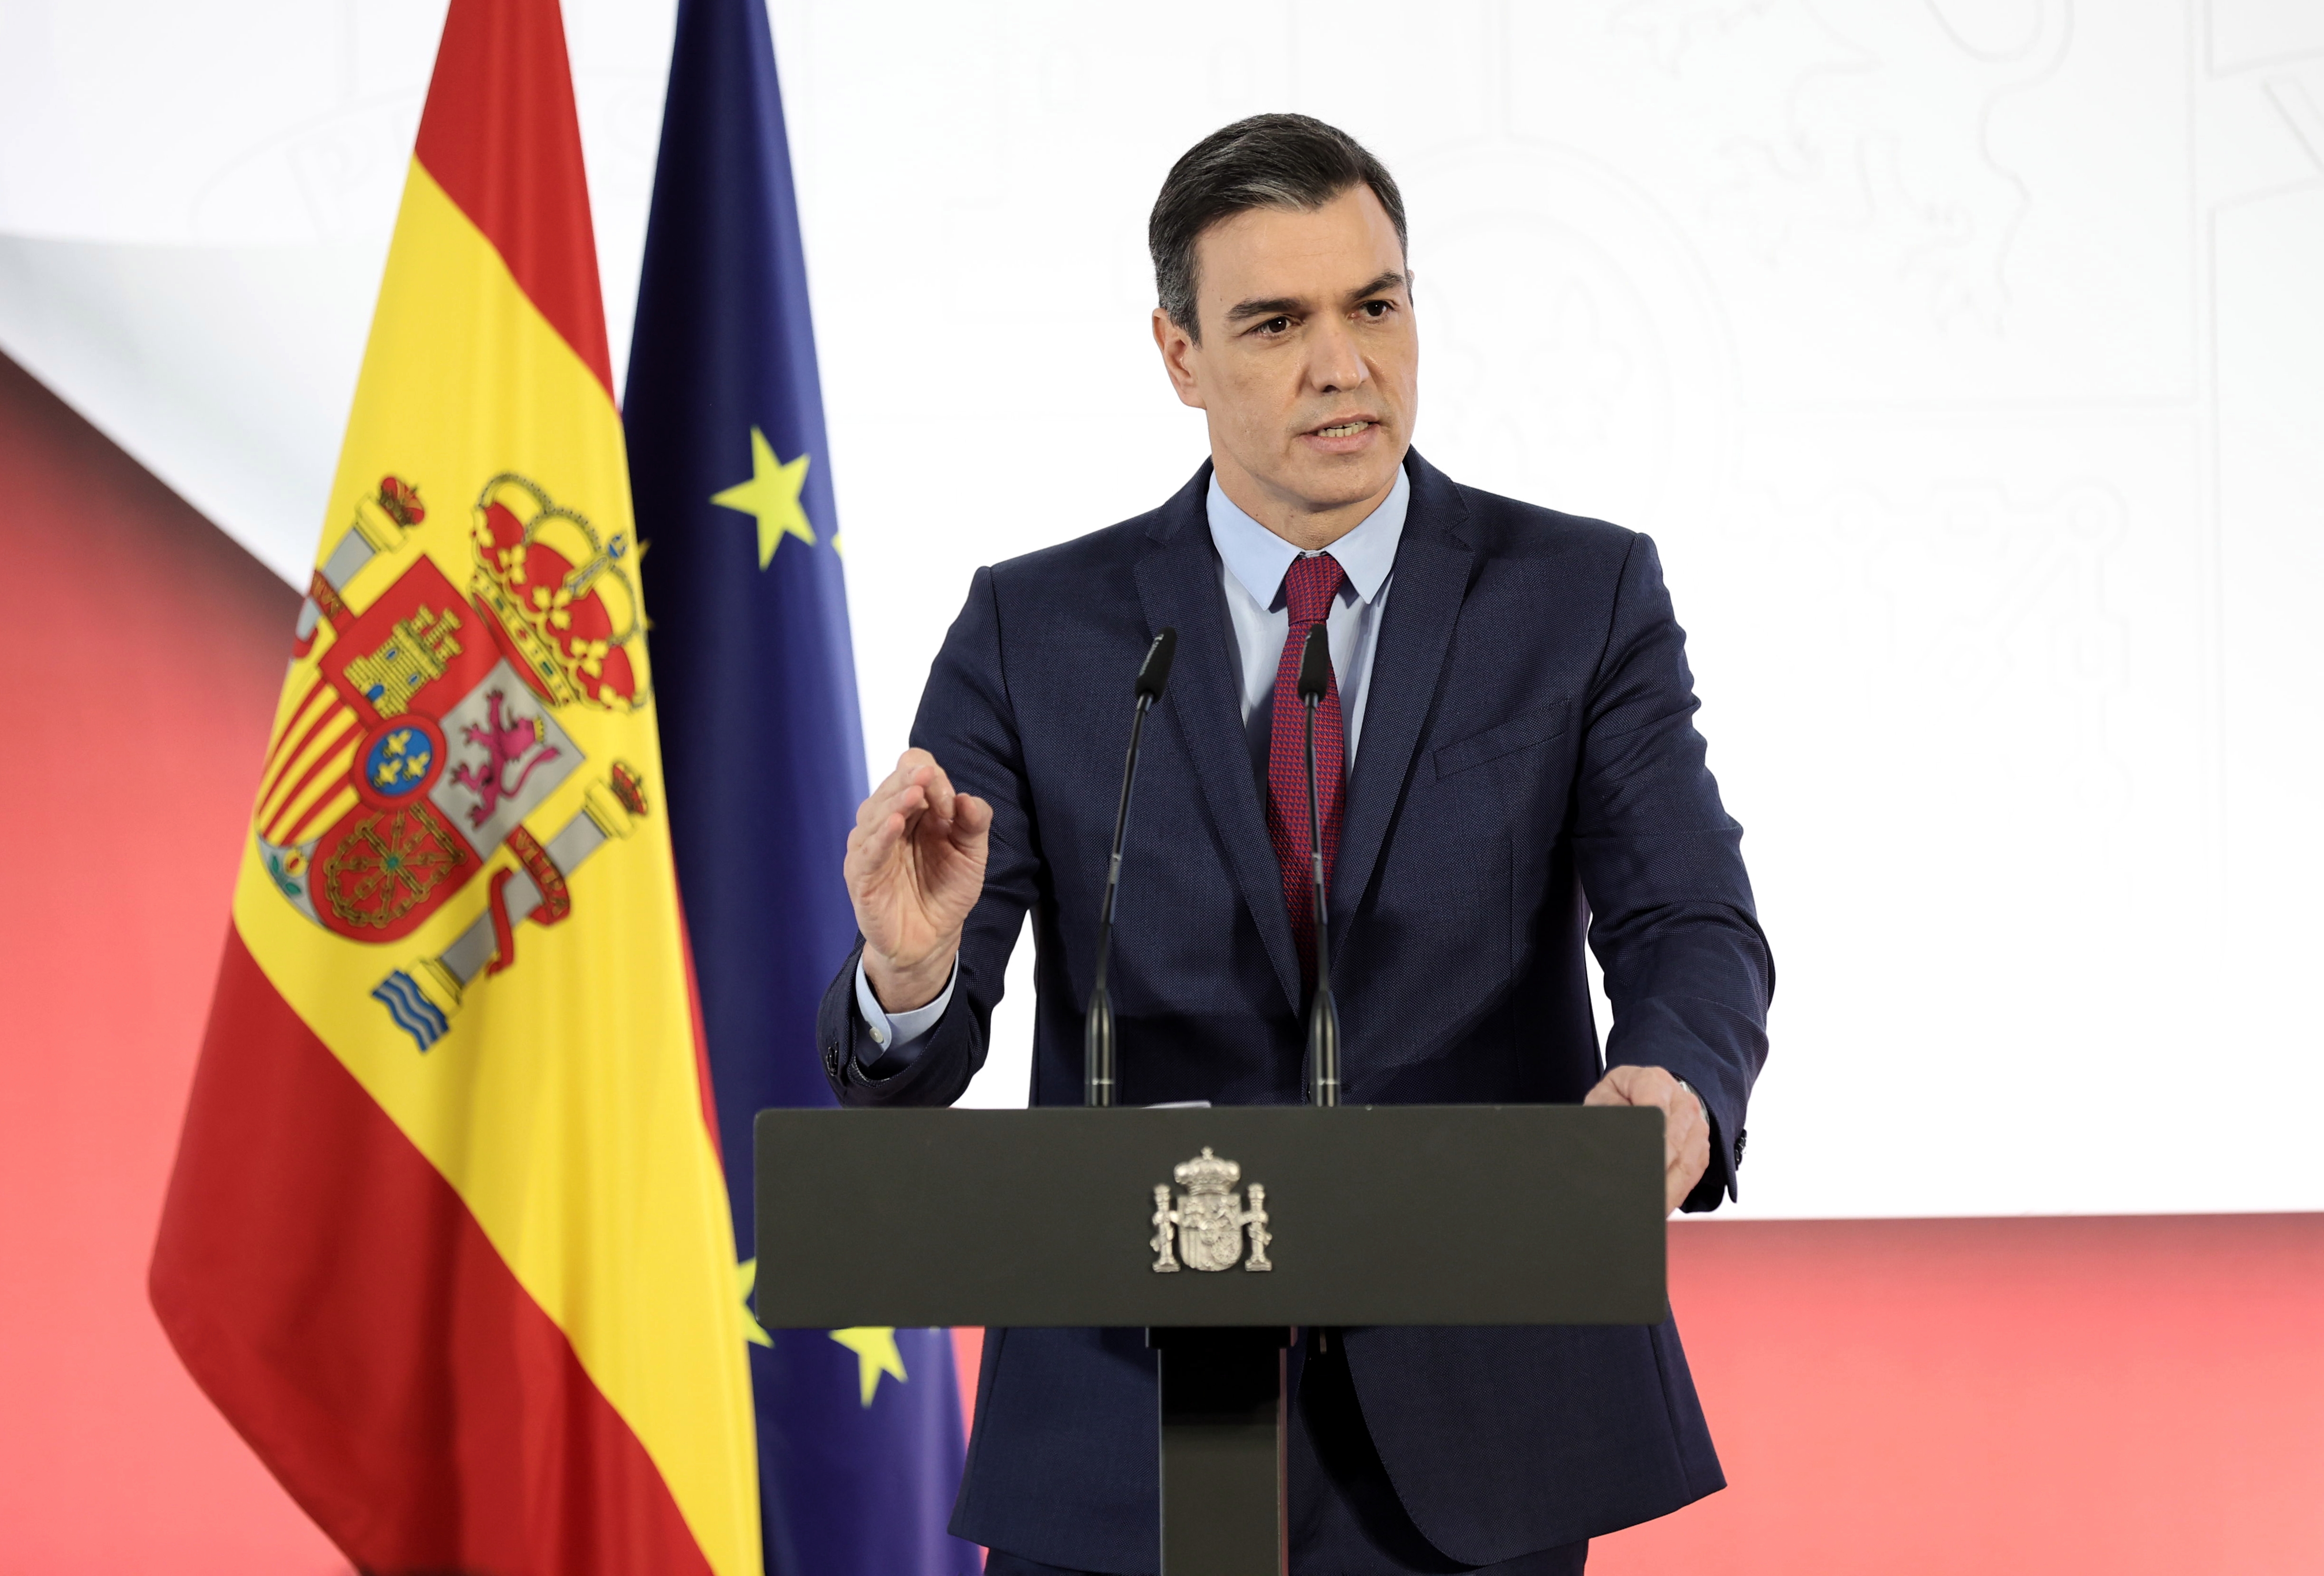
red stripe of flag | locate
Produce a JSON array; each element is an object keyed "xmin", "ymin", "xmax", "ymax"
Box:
[
  {"xmin": 150, "ymin": 929, "xmax": 714, "ymax": 1576},
  {"xmin": 413, "ymin": 0, "xmax": 615, "ymax": 397}
]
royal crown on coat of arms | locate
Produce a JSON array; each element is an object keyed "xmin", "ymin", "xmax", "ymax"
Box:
[
  {"xmin": 467, "ymin": 473, "xmax": 646, "ymax": 712},
  {"xmin": 257, "ymin": 470, "xmax": 655, "ymax": 1054},
  {"xmin": 1152, "ymin": 1148, "xmax": 1273, "ymax": 1274}
]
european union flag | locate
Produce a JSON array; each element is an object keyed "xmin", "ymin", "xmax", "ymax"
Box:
[{"xmin": 623, "ymin": 3, "xmax": 978, "ymax": 1572}]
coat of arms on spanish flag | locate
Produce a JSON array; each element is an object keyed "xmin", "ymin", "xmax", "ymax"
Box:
[{"xmin": 149, "ymin": 4, "xmax": 762, "ymax": 1574}]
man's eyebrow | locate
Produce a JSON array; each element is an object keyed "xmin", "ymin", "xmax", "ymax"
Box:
[
  {"xmin": 1223, "ymin": 273, "xmax": 1408, "ymax": 326},
  {"xmin": 1224, "ymin": 295, "xmax": 1307, "ymax": 325}
]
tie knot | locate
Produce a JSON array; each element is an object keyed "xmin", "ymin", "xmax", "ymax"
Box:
[{"xmin": 1282, "ymin": 552, "xmax": 1347, "ymax": 625}]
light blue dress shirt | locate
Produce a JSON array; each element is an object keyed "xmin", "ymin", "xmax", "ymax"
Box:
[{"xmin": 855, "ymin": 466, "xmax": 1413, "ymax": 1063}]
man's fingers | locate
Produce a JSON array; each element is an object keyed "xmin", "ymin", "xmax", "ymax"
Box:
[
  {"xmin": 862, "ymin": 753, "xmax": 920, "ymax": 810},
  {"xmin": 863, "ymin": 764, "xmax": 979, "ymax": 867},
  {"xmin": 859, "ymin": 772, "xmax": 931, "ymax": 834},
  {"xmin": 1664, "ymin": 1122, "xmax": 1712, "ymax": 1213},
  {"xmin": 845, "ymin": 750, "xmax": 986, "ymax": 972},
  {"xmin": 1584, "ymin": 1064, "xmax": 1665, "ymax": 1107},
  {"xmin": 897, "ymin": 753, "xmax": 953, "ymax": 813},
  {"xmin": 858, "ymin": 750, "xmax": 952, "ymax": 831},
  {"xmin": 952, "ymin": 792, "xmax": 994, "ymax": 842},
  {"xmin": 850, "ymin": 807, "xmax": 908, "ymax": 875},
  {"xmin": 918, "ymin": 760, "xmax": 962, "ymax": 820},
  {"xmin": 1583, "ymin": 1063, "xmax": 1712, "ymax": 1213},
  {"xmin": 855, "ymin": 770, "xmax": 904, "ymax": 832},
  {"xmin": 881, "ymin": 747, "xmax": 937, "ymax": 793},
  {"xmin": 1661, "ymin": 1095, "xmax": 1702, "ymax": 1167}
]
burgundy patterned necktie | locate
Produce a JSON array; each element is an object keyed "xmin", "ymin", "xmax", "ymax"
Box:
[{"xmin": 1266, "ymin": 552, "xmax": 1348, "ymax": 981}]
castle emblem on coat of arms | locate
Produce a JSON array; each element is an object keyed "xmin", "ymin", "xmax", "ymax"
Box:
[
  {"xmin": 1151, "ymin": 1148, "xmax": 1272, "ymax": 1273},
  {"xmin": 257, "ymin": 472, "xmax": 651, "ymax": 1051}
]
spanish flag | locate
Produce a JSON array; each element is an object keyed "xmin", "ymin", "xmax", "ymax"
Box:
[{"xmin": 149, "ymin": 4, "xmax": 761, "ymax": 1573}]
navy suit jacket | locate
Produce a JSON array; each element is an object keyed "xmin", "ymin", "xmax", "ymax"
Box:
[{"xmin": 818, "ymin": 451, "xmax": 1772, "ymax": 1570}]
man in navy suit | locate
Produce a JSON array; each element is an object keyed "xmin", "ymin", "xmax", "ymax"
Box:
[{"xmin": 820, "ymin": 114, "xmax": 1771, "ymax": 1574}]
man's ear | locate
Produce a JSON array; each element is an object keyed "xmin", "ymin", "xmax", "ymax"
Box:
[{"xmin": 1152, "ymin": 308, "xmax": 1205, "ymax": 410}]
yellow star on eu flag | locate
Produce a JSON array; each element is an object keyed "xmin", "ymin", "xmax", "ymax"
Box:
[
  {"xmin": 829, "ymin": 1326, "xmax": 908, "ymax": 1407},
  {"xmin": 736, "ymin": 1258, "xmax": 772, "ymax": 1348},
  {"xmin": 709, "ymin": 425, "xmax": 813, "ymax": 567}
]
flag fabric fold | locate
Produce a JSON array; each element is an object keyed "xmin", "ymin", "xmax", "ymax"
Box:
[
  {"xmin": 149, "ymin": 4, "xmax": 761, "ymax": 1573},
  {"xmin": 623, "ymin": 2, "xmax": 979, "ymax": 1572}
]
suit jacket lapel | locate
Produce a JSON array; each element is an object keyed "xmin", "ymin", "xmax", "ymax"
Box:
[
  {"xmin": 1334, "ymin": 452, "xmax": 1475, "ymax": 938},
  {"xmin": 1134, "ymin": 466, "xmax": 1306, "ymax": 1014}
]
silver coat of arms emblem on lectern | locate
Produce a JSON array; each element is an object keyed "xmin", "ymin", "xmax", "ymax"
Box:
[{"xmin": 1151, "ymin": 1147, "xmax": 1272, "ymax": 1272}]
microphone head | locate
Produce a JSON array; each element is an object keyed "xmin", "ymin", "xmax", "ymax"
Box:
[
  {"xmin": 1135, "ymin": 627, "xmax": 1178, "ymax": 701},
  {"xmin": 1297, "ymin": 620, "xmax": 1331, "ymax": 702}
]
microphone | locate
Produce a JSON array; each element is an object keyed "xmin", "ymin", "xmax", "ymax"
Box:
[
  {"xmin": 1297, "ymin": 620, "xmax": 1341, "ymax": 1106},
  {"xmin": 1085, "ymin": 627, "xmax": 1178, "ymax": 1107},
  {"xmin": 1136, "ymin": 626, "xmax": 1178, "ymax": 702}
]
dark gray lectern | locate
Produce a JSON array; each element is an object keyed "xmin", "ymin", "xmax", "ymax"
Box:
[{"xmin": 755, "ymin": 1104, "xmax": 1666, "ymax": 1576}]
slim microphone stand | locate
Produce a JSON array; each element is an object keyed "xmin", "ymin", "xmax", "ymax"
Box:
[
  {"xmin": 1086, "ymin": 627, "xmax": 1177, "ymax": 1107},
  {"xmin": 1303, "ymin": 677, "xmax": 1341, "ymax": 1108},
  {"xmin": 1083, "ymin": 692, "xmax": 1150, "ymax": 1107}
]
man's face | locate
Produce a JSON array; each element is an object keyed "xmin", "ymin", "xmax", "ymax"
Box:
[{"xmin": 1154, "ymin": 184, "xmax": 1416, "ymax": 538}]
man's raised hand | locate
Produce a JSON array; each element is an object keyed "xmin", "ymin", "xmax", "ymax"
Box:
[{"xmin": 844, "ymin": 748, "xmax": 992, "ymax": 1013}]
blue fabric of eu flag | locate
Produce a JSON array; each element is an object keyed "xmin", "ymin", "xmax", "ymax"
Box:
[{"xmin": 623, "ymin": 3, "xmax": 978, "ymax": 1572}]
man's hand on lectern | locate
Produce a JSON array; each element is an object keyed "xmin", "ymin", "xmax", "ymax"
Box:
[
  {"xmin": 846, "ymin": 748, "xmax": 992, "ymax": 1013},
  {"xmin": 1585, "ymin": 1065, "xmax": 1711, "ymax": 1214}
]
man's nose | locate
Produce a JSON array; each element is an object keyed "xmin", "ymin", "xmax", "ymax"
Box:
[{"xmin": 1306, "ymin": 318, "xmax": 1368, "ymax": 394}]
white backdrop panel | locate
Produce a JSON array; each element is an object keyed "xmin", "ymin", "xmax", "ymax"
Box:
[{"xmin": 1, "ymin": 0, "xmax": 2317, "ymax": 1216}]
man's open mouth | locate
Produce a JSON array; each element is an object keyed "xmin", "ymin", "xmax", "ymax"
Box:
[{"xmin": 1311, "ymin": 420, "xmax": 1373, "ymax": 439}]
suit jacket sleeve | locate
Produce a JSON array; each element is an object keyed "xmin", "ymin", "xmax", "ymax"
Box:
[
  {"xmin": 1572, "ymin": 533, "xmax": 1773, "ymax": 1210},
  {"xmin": 817, "ymin": 565, "xmax": 1039, "ymax": 1107}
]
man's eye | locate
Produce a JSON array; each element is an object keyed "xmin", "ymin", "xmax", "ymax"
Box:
[
  {"xmin": 1256, "ymin": 316, "xmax": 1291, "ymax": 336},
  {"xmin": 1360, "ymin": 300, "xmax": 1392, "ymax": 319}
]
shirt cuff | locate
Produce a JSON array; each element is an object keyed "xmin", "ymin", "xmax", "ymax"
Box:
[{"xmin": 853, "ymin": 955, "xmax": 958, "ymax": 1069}]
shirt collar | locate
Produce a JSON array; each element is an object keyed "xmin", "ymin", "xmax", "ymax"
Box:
[{"xmin": 1206, "ymin": 462, "xmax": 1409, "ymax": 611}]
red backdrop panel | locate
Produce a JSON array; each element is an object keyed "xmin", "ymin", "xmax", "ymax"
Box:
[
  {"xmin": 1596, "ymin": 1214, "xmax": 2324, "ymax": 1573},
  {"xmin": 0, "ymin": 351, "xmax": 346, "ymax": 1571},
  {"xmin": 4, "ymin": 347, "xmax": 2319, "ymax": 1572}
]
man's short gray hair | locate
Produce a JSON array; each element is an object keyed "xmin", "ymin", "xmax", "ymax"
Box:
[{"xmin": 1148, "ymin": 113, "xmax": 1408, "ymax": 343}]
